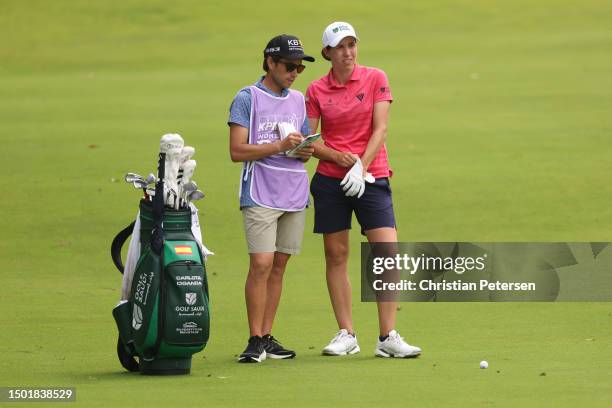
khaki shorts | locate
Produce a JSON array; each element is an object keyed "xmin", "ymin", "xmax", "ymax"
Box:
[{"xmin": 242, "ymin": 207, "xmax": 306, "ymax": 254}]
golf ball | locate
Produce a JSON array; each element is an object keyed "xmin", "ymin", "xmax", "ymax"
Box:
[{"xmin": 480, "ymin": 360, "xmax": 489, "ymax": 369}]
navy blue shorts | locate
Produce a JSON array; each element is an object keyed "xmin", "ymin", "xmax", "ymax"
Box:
[{"xmin": 310, "ymin": 172, "xmax": 396, "ymax": 235}]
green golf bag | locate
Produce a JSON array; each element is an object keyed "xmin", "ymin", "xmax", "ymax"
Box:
[{"xmin": 111, "ymin": 199, "xmax": 210, "ymax": 375}]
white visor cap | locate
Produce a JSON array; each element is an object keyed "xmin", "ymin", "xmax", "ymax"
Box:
[{"xmin": 322, "ymin": 21, "xmax": 359, "ymax": 48}]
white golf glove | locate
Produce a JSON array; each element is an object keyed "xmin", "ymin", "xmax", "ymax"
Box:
[{"xmin": 340, "ymin": 158, "xmax": 374, "ymax": 198}]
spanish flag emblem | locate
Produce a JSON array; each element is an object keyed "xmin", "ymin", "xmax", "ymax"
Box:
[{"xmin": 174, "ymin": 245, "xmax": 193, "ymax": 255}]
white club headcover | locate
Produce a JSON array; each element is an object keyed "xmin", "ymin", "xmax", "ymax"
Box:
[
  {"xmin": 160, "ymin": 133, "xmax": 184, "ymax": 154},
  {"xmin": 179, "ymin": 146, "xmax": 195, "ymax": 165},
  {"xmin": 177, "ymin": 151, "xmax": 196, "ymax": 208},
  {"xmin": 179, "ymin": 160, "xmax": 197, "ymax": 207},
  {"xmin": 160, "ymin": 134, "xmax": 184, "ymax": 207},
  {"xmin": 181, "ymin": 160, "xmax": 196, "ymax": 185}
]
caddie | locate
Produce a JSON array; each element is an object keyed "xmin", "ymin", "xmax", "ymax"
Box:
[{"xmin": 228, "ymin": 34, "xmax": 315, "ymax": 363}]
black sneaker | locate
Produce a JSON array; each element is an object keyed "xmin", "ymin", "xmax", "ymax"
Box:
[
  {"xmin": 238, "ymin": 336, "xmax": 266, "ymax": 363},
  {"xmin": 263, "ymin": 334, "xmax": 296, "ymax": 359}
]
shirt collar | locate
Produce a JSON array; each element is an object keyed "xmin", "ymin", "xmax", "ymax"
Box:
[
  {"xmin": 256, "ymin": 76, "xmax": 289, "ymax": 97},
  {"xmin": 326, "ymin": 64, "xmax": 363, "ymax": 88}
]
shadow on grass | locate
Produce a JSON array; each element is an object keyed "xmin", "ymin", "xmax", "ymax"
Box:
[{"xmin": 64, "ymin": 350, "xmax": 425, "ymax": 385}]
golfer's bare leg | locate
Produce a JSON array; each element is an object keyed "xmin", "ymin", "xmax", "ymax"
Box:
[
  {"xmin": 245, "ymin": 252, "xmax": 274, "ymax": 337},
  {"xmin": 324, "ymin": 230, "xmax": 353, "ymax": 333},
  {"xmin": 261, "ymin": 251, "xmax": 291, "ymax": 335},
  {"xmin": 365, "ymin": 227, "xmax": 398, "ymax": 337}
]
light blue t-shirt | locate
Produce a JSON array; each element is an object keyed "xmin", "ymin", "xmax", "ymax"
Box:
[{"xmin": 228, "ymin": 77, "xmax": 310, "ymax": 208}]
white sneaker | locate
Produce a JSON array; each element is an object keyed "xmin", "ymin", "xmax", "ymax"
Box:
[
  {"xmin": 375, "ymin": 330, "xmax": 421, "ymax": 358},
  {"xmin": 322, "ymin": 329, "xmax": 360, "ymax": 356}
]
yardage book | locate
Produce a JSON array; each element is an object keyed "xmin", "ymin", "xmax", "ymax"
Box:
[{"xmin": 286, "ymin": 133, "xmax": 321, "ymax": 157}]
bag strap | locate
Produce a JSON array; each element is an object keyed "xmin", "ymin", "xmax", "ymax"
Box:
[
  {"xmin": 149, "ymin": 151, "xmax": 167, "ymax": 357},
  {"xmin": 110, "ymin": 221, "xmax": 136, "ymax": 274}
]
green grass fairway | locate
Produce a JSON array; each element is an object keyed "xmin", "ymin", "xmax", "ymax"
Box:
[{"xmin": 1, "ymin": 1, "xmax": 612, "ymax": 406}]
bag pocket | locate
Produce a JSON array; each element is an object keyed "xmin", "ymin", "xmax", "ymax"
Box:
[
  {"xmin": 163, "ymin": 261, "xmax": 209, "ymax": 345},
  {"xmin": 130, "ymin": 247, "xmax": 161, "ymax": 351},
  {"xmin": 112, "ymin": 300, "xmax": 135, "ymax": 349}
]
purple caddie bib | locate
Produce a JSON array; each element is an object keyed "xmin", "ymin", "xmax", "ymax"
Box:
[{"xmin": 245, "ymin": 86, "xmax": 309, "ymax": 211}]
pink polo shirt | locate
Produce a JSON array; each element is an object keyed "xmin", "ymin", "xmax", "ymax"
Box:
[{"xmin": 306, "ymin": 64, "xmax": 393, "ymax": 179}]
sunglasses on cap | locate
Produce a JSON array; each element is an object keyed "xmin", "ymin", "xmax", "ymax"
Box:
[{"xmin": 278, "ymin": 60, "xmax": 306, "ymax": 73}]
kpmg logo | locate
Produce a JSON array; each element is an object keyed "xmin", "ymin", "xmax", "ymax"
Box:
[
  {"xmin": 333, "ymin": 25, "xmax": 351, "ymax": 34},
  {"xmin": 185, "ymin": 293, "xmax": 197, "ymax": 305}
]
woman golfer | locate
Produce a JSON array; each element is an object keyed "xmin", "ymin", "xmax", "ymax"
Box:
[{"xmin": 306, "ymin": 21, "xmax": 421, "ymax": 358}]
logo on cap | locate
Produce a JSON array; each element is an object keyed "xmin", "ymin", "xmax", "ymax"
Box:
[
  {"xmin": 333, "ymin": 25, "xmax": 351, "ymax": 34},
  {"xmin": 264, "ymin": 35, "xmax": 314, "ymax": 61}
]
